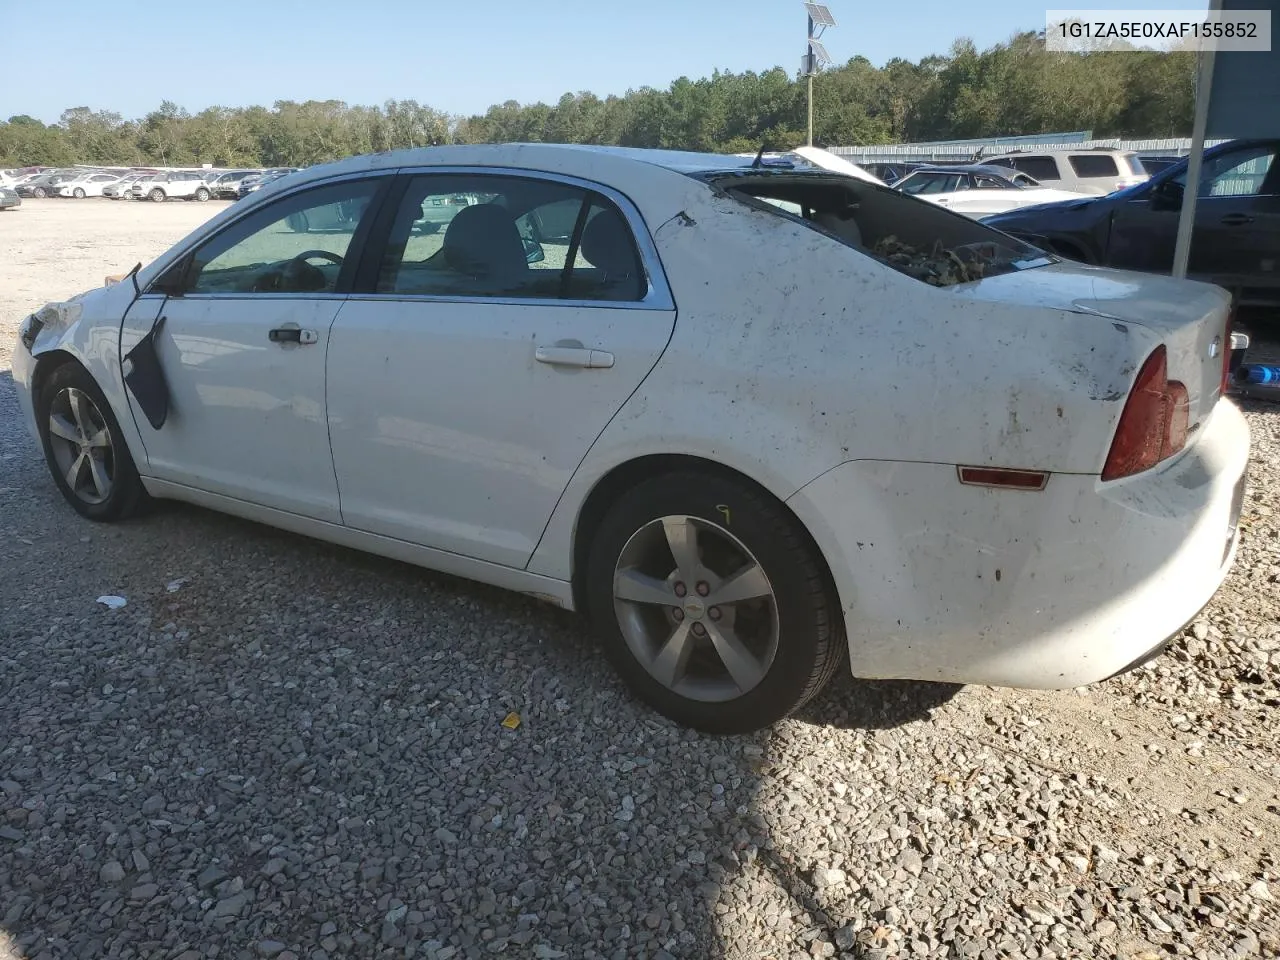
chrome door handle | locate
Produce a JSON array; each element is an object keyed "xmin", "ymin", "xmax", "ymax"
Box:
[{"xmin": 535, "ymin": 345, "xmax": 614, "ymax": 369}]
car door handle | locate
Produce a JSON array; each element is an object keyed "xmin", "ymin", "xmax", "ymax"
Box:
[
  {"xmin": 1220, "ymin": 213, "xmax": 1255, "ymax": 226},
  {"xmin": 268, "ymin": 326, "xmax": 318, "ymax": 345},
  {"xmin": 535, "ymin": 345, "xmax": 614, "ymax": 369}
]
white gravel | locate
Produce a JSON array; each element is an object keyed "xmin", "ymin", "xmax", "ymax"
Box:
[{"xmin": 1, "ymin": 198, "xmax": 1278, "ymax": 959}]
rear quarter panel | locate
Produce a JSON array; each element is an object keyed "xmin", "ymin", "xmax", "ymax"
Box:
[{"xmin": 528, "ymin": 189, "xmax": 1152, "ymax": 582}]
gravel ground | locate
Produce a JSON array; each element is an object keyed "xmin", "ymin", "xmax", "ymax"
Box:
[{"xmin": 1, "ymin": 198, "xmax": 1279, "ymax": 960}]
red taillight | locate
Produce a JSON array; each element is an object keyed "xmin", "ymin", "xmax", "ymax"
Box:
[{"xmin": 1101, "ymin": 346, "xmax": 1189, "ymax": 481}]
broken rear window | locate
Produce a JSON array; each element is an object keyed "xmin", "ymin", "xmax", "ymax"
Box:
[{"xmin": 702, "ymin": 171, "xmax": 1056, "ymax": 287}]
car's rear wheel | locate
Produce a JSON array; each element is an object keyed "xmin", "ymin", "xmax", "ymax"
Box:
[
  {"xmin": 149, "ymin": 188, "xmax": 165, "ymax": 202},
  {"xmin": 194, "ymin": 187, "xmax": 210, "ymax": 202},
  {"xmin": 73, "ymin": 187, "xmax": 86, "ymax": 199},
  {"xmin": 36, "ymin": 363, "xmax": 148, "ymax": 522},
  {"xmin": 585, "ymin": 470, "xmax": 845, "ymax": 734}
]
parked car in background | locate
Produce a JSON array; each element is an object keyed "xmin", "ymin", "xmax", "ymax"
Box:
[
  {"xmin": 892, "ymin": 164, "xmax": 1090, "ymax": 218},
  {"xmin": 212, "ymin": 170, "xmax": 261, "ymax": 199},
  {"xmin": 132, "ymin": 171, "xmax": 213, "ymax": 202},
  {"xmin": 57, "ymin": 172, "xmax": 128, "ymax": 198},
  {"xmin": 237, "ymin": 168, "xmax": 301, "ymax": 199},
  {"xmin": 17, "ymin": 171, "xmax": 79, "ymax": 198},
  {"xmin": 103, "ymin": 173, "xmax": 149, "ymax": 199},
  {"xmin": 983, "ymin": 138, "xmax": 1280, "ymax": 307},
  {"xmin": 0, "ymin": 186, "xmax": 20, "ymax": 210},
  {"xmin": 860, "ymin": 161, "xmax": 927, "ymax": 185},
  {"xmin": 12, "ymin": 143, "xmax": 1249, "ymax": 733},
  {"xmin": 982, "ymin": 148, "xmax": 1148, "ymax": 195}
]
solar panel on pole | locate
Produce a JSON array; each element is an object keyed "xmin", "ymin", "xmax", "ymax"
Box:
[
  {"xmin": 808, "ymin": 38, "xmax": 832, "ymax": 64},
  {"xmin": 805, "ymin": 3, "xmax": 837, "ymax": 27}
]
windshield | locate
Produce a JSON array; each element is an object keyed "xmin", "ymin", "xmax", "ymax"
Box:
[{"xmin": 705, "ymin": 171, "xmax": 1054, "ymax": 287}]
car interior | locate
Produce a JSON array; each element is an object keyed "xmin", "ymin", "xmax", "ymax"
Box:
[
  {"xmin": 380, "ymin": 184, "xmax": 647, "ymax": 302},
  {"xmin": 714, "ymin": 174, "xmax": 1053, "ymax": 286}
]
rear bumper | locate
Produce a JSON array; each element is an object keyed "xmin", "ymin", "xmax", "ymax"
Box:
[{"xmin": 787, "ymin": 399, "xmax": 1250, "ymax": 689}]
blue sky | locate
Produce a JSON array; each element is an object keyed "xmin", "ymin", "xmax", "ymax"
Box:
[{"xmin": 1, "ymin": 0, "xmax": 1209, "ymax": 124}]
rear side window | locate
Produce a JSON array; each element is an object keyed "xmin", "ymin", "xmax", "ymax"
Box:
[
  {"xmin": 1068, "ymin": 154, "xmax": 1120, "ymax": 178},
  {"xmin": 1123, "ymin": 154, "xmax": 1147, "ymax": 175},
  {"xmin": 1011, "ymin": 156, "xmax": 1060, "ymax": 181},
  {"xmin": 376, "ymin": 174, "xmax": 646, "ymax": 302}
]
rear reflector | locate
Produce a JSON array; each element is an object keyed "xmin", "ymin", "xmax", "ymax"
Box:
[{"xmin": 957, "ymin": 467, "xmax": 1049, "ymax": 491}]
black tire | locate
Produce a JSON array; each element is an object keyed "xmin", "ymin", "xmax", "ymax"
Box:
[
  {"xmin": 36, "ymin": 362, "xmax": 148, "ymax": 522},
  {"xmin": 194, "ymin": 187, "xmax": 210, "ymax": 202},
  {"xmin": 73, "ymin": 187, "xmax": 86, "ymax": 199},
  {"xmin": 585, "ymin": 470, "xmax": 846, "ymax": 734},
  {"xmin": 33, "ymin": 187, "xmax": 47, "ymax": 198},
  {"xmin": 149, "ymin": 188, "xmax": 165, "ymax": 202}
]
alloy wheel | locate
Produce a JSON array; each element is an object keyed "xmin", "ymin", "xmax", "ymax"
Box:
[
  {"xmin": 613, "ymin": 515, "xmax": 780, "ymax": 703},
  {"xmin": 46, "ymin": 387, "xmax": 115, "ymax": 505}
]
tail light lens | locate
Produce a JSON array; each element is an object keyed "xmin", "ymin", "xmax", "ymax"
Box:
[{"xmin": 1101, "ymin": 346, "xmax": 1190, "ymax": 481}]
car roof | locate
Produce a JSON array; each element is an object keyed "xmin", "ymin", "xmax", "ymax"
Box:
[{"xmin": 906, "ymin": 164, "xmax": 1020, "ymax": 177}]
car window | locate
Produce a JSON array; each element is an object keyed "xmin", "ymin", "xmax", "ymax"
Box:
[
  {"xmin": 1068, "ymin": 154, "xmax": 1120, "ymax": 178},
  {"xmin": 182, "ymin": 179, "xmax": 381, "ymax": 295},
  {"xmin": 376, "ymin": 174, "xmax": 646, "ymax": 302},
  {"xmin": 1123, "ymin": 154, "xmax": 1147, "ymax": 175},
  {"xmin": 1010, "ymin": 157, "xmax": 1060, "ymax": 181},
  {"xmin": 1010, "ymin": 173, "xmax": 1039, "ymax": 187},
  {"xmin": 975, "ymin": 175, "xmax": 1012, "ymax": 190},
  {"xmin": 1172, "ymin": 145, "xmax": 1277, "ymax": 197},
  {"xmin": 898, "ymin": 173, "xmax": 963, "ymax": 195}
]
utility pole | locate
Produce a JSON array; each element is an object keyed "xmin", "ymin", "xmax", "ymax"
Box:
[{"xmin": 803, "ymin": 3, "xmax": 836, "ymax": 148}]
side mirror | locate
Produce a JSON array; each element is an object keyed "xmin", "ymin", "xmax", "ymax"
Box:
[
  {"xmin": 523, "ymin": 237, "xmax": 545, "ymax": 264},
  {"xmin": 150, "ymin": 256, "xmax": 190, "ymax": 297},
  {"xmin": 1150, "ymin": 179, "xmax": 1184, "ymax": 211}
]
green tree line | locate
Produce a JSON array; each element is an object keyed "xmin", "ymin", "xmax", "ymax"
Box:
[{"xmin": 0, "ymin": 32, "xmax": 1194, "ymax": 169}]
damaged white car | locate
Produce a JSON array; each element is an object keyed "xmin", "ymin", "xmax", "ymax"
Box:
[{"xmin": 12, "ymin": 144, "xmax": 1249, "ymax": 733}]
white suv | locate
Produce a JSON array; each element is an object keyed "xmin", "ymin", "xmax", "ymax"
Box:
[
  {"xmin": 982, "ymin": 149, "xmax": 1148, "ymax": 195},
  {"xmin": 132, "ymin": 171, "xmax": 213, "ymax": 202}
]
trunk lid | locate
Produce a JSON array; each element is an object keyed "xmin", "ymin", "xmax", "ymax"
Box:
[{"xmin": 947, "ymin": 260, "xmax": 1232, "ymax": 426}]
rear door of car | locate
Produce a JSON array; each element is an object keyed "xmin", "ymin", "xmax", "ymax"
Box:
[{"xmin": 325, "ymin": 168, "xmax": 677, "ymax": 568}]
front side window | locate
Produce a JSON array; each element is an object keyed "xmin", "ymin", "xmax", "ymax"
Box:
[
  {"xmin": 181, "ymin": 179, "xmax": 381, "ymax": 295},
  {"xmin": 1173, "ymin": 146, "xmax": 1277, "ymax": 197},
  {"xmin": 1011, "ymin": 157, "xmax": 1060, "ymax": 181},
  {"xmin": 975, "ymin": 175, "xmax": 1014, "ymax": 190},
  {"xmin": 376, "ymin": 174, "xmax": 646, "ymax": 302}
]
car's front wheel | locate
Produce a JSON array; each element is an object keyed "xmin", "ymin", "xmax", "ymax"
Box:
[
  {"xmin": 73, "ymin": 187, "xmax": 86, "ymax": 199},
  {"xmin": 32, "ymin": 187, "xmax": 47, "ymax": 198},
  {"xmin": 36, "ymin": 363, "xmax": 148, "ymax": 522},
  {"xmin": 194, "ymin": 187, "xmax": 210, "ymax": 202},
  {"xmin": 586, "ymin": 470, "xmax": 845, "ymax": 734},
  {"xmin": 149, "ymin": 188, "xmax": 165, "ymax": 202}
]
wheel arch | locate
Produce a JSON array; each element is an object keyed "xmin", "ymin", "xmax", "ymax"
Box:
[{"xmin": 567, "ymin": 453, "xmax": 839, "ymax": 616}]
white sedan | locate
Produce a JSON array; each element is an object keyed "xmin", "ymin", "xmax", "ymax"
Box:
[
  {"xmin": 12, "ymin": 144, "xmax": 1249, "ymax": 733},
  {"xmin": 56, "ymin": 172, "xmax": 129, "ymax": 198},
  {"xmin": 893, "ymin": 164, "xmax": 1092, "ymax": 218}
]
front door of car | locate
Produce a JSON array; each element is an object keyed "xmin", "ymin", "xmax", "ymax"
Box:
[
  {"xmin": 326, "ymin": 171, "xmax": 677, "ymax": 568},
  {"xmin": 1106, "ymin": 143, "xmax": 1280, "ymax": 284},
  {"xmin": 119, "ymin": 176, "xmax": 386, "ymax": 522}
]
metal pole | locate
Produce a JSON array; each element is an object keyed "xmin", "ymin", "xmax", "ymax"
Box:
[
  {"xmin": 807, "ymin": 13, "xmax": 815, "ymax": 147},
  {"xmin": 1172, "ymin": 0, "xmax": 1222, "ymax": 279},
  {"xmin": 808, "ymin": 74, "xmax": 814, "ymax": 147}
]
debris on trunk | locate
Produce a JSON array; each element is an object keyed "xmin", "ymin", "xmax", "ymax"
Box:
[{"xmin": 872, "ymin": 235, "xmax": 1007, "ymax": 287}]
